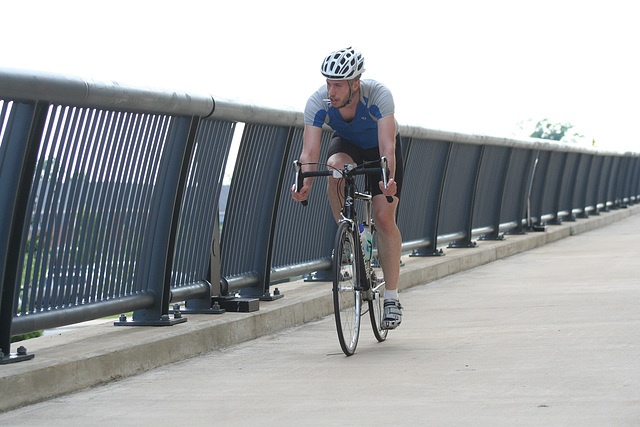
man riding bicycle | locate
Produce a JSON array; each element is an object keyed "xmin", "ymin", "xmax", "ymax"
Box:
[{"xmin": 291, "ymin": 46, "xmax": 404, "ymax": 329}]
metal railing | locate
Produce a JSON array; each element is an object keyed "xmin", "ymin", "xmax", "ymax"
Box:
[{"xmin": 1, "ymin": 68, "xmax": 638, "ymax": 362}]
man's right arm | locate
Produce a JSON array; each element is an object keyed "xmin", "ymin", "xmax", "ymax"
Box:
[{"xmin": 291, "ymin": 124, "xmax": 323, "ymax": 202}]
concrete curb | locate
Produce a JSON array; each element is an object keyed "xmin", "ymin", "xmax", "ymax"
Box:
[{"xmin": 1, "ymin": 204, "xmax": 639, "ymax": 412}]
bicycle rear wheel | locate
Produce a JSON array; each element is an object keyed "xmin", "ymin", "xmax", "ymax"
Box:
[
  {"xmin": 333, "ymin": 222, "xmax": 362, "ymax": 356},
  {"xmin": 369, "ymin": 229, "xmax": 388, "ymax": 342}
]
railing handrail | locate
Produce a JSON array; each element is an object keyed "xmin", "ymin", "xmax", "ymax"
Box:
[
  {"xmin": 0, "ymin": 67, "xmax": 215, "ymax": 117},
  {"xmin": 3, "ymin": 67, "xmax": 635, "ymax": 157}
]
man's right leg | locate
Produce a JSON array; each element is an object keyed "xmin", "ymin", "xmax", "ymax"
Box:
[{"xmin": 326, "ymin": 152, "xmax": 354, "ymax": 222}]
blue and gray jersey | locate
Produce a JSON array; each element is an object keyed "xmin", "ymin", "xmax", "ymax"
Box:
[{"xmin": 304, "ymin": 79, "xmax": 399, "ymax": 149}]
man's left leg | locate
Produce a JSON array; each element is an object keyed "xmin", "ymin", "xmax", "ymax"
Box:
[{"xmin": 373, "ymin": 195, "xmax": 403, "ymax": 329}]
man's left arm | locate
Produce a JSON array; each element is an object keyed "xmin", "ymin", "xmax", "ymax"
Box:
[{"xmin": 377, "ymin": 114, "xmax": 398, "ymax": 197}]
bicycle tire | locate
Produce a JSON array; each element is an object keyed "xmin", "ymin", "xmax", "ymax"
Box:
[
  {"xmin": 368, "ymin": 228, "xmax": 388, "ymax": 342},
  {"xmin": 332, "ymin": 222, "xmax": 362, "ymax": 356}
]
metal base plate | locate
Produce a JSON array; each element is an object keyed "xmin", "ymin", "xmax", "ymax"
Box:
[
  {"xmin": 0, "ymin": 353, "xmax": 35, "ymax": 364},
  {"xmin": 114, "ymin": 316, "xmax": 188, "ymax": 326}
]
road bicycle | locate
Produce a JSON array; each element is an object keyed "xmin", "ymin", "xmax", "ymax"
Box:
[{"xmin": 294, "ymin": 157, "xmax": 393, "ymax": 355}]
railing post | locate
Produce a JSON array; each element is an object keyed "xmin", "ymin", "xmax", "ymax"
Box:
[
  {"xmin": 0, "ymin": 101, "xmax": 49, "ymax": 363},
  {"xmin": 118, "ymin": 116, "xmax": 200, "ymax": 326}
]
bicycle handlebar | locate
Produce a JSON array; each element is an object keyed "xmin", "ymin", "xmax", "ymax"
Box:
[{"xmin": 294, "ymin": 157, "xmax": 394, "ymax": 206}]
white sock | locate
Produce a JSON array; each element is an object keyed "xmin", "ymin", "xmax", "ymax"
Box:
[{"xmin": 385, "ymin": 289, "xmax": 398, "ymax": 301}]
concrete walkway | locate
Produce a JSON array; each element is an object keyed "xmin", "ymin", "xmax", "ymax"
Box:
[{"xmin": 1, "ymin": 206, "xmax": 639, "ymax": 426}]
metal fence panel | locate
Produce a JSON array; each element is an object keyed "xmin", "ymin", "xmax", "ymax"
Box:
[
  {"xmin": 472, "ymin": 145, "xmax": 511, "ymax": 237},
  {"xmin": 572, "ymin": 153, "xmax": 593, "ymax": 217},
  {"xmin": 397, "ymin": 138, "xmax": 450, "ymax": 254},
  {"xmin": 11, "ymin": 105, "xmax": 175, "ymax": 332},
  {"xmin": 220, "ymin": 123, "xmax": 291, "ymax": 296},
  {"xmin": 557, "ymin": 152, "xmax": 580, "ymax": 220},
  {"xmin": 270, "ymin": 129, "xmax": 336, "ymax": 280},
  {"xmin": 170, "ymin": 120, "xmax": 235, "ymax": 292},
  {"xmin": 500, "ymin": 148, "xmax": 534, "ymax": 233},
  {"xmin": 437, "ymin": 143, "xmax": 483, "ymax": 243}
]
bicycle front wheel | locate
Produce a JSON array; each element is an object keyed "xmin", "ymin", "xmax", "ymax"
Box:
[
  {"xmin": 369, "ymin": 229, "xmax": 388, "ymax": 342},
  {"xmin": 333, "ymin": 222, "xmax": 362, "ymax": 356}
]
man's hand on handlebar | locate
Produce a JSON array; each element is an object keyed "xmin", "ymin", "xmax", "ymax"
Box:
[
  {"xmin": 291, "ymin": 182, "xmax": 310, "ymax": 203},
  {"xmin": 379, "ymin": 178, "xmax": 397, "ymax": 199}
]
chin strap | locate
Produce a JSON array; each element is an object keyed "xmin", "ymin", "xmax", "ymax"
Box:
[{"xmin": 341, "ymin": 82, "xmax": 358, "ymax": 108}]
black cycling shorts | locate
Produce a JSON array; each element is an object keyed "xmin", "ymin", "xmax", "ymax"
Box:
[{"xmin": 327, "ymin": 132, "xmax": 404, "ymax": 199}]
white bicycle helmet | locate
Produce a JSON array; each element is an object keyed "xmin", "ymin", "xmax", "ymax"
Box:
[{"xmin": 321, "ymin": 47, "xmax": 365, "ymax": 80}]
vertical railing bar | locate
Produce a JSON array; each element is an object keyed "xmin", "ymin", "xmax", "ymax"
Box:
[
  {"xmin": 124, "ymin": 113, "xmax": 156, "ymax": 294},
  {"xmin": 104, "ymin": 112, "xmax": 134, "ymax": 299},
  {"xmin": 82, "ymin": 110, "xmax": 116, "ymax": 302},
  {"xmin": 75, "ymin": 109, "xmax": 108, "ymax": 304},
  {"xmin": 55, "ymin": 107, "xmax": 90, "ymax": 307},
  {"xmin": 49, "ymin": 106, "xmax": 82, "ymax": 308},
  {"xmin": 109, "ymin": 112, "xmax": 139, "ymax": 298},
  {"xmin": 35, "ymin": 105, "xmax": 72, "ymax": 311},
  {"xmin": 59, "ymin": 107, "xmax": 92, "ymax": 306},
  {"xmin": 89, "ymin": 111, "xmax": 123, "ymax": 301},
  {"xmin": 0, "ymin": 100, "xmax": 11, "ymax": 159},
  {"xmin": 57, "ymin": 107, "xmax": 86, "ymax": 306},
  {"xmin": 65, "ymin": 108, "xmax": 99, "ymax": 305},
  {"xmin": 119, "ymin": 113, "xmax": 150, "ymax": 295},
  {"xmin": 112, "ymin": 113, "xmax": 141, "ymax": 297},
  {"xmin": 26, "ymin": 105, "xmax": 58, "ymax": 312},
  {"xmin": 104, "ymin": 112, "xmax": 135, "ymax": 298}
]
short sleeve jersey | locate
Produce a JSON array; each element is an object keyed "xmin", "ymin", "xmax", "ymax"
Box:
[{"xmin": 304, "ymin": 79, "xmax": 398, "ymax": 149}]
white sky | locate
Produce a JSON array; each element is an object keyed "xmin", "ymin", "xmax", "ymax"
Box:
[{"xmin": 3, "ymin": 0, "xmax": 639, "ymax": 152}]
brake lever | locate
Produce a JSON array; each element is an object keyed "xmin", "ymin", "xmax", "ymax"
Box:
[
  {"xmin": 293, "ymin": 160, "xmax": 308, "ymax": 206},
  {"xmin": 380, "ymin": 156, "xmax": 394, "ymax": 204}
]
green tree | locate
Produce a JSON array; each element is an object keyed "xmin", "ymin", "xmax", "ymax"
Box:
[{"xmin": 529, "ymin": 118, "xmax": 584, "ymax": 143}]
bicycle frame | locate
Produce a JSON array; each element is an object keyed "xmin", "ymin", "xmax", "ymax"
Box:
[{"xmin": 294, "ymin": 160, "xmax": 387, "ymax": 287}]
